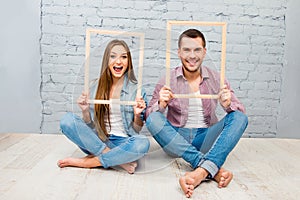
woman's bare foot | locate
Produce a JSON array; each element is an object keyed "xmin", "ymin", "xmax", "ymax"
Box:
[
  {"xmin": 57, "ymin": 155, "xmax": 101, "ymax": 168},
  {"xmin": 179, "ymin": 167, "xmax": 208, "ymax": 198},
  {"xmin": 119, "ymin": 162, "xmax": 138, "ymax": 174},
  {"xmin": 213, "ymin": 168, "xmax": 233, "ymax": 188}
]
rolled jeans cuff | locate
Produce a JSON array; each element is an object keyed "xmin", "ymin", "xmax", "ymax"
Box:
[
  {"xmin": 96, "ymin": 146, "xmax": 107, "ymax": 168},
  {"xmin": 199, "ymin": 159, "xmax": 218, "ymax": 178},
  {"xmin": 98, "ymin": 153, "xmax": 107, "ymax": 168}
]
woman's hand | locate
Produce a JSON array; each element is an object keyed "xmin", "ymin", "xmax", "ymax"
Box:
[
  {"xmin": 133, "ymin": 96, "xmax": 146, "ymax": 116},
  {"xmin": 132, "ymin": 96, "xmax": 146, "ymax": 132},
  {"xmin": 77, "ymin": 92, "xmax": 90, "ymax": 112}
]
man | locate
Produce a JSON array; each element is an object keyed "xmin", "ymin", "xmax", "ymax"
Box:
[{"xmin": 145, "ymin": 29, "xmax": 248, "ymax": 198}]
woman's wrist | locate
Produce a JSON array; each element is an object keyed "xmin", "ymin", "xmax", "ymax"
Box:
[
  {"xmin": 134, "ymin": 113, "xmax": 140, "ymax": 119},
  {"xmin": 133, "ymin": 113, "xmax": 143, "ymax": 124},
  {"xmin": 82, "ymin": 110, "xmax": 91, "ymax": 123}
]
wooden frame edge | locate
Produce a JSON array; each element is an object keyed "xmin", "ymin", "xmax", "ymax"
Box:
[
  {"xmin": 84, "ymin": 29, "xmax": 145, "ymax": 105},
  {"xmin": 165, "ymin": 21, "xmax": 227, "ymax": 99}
]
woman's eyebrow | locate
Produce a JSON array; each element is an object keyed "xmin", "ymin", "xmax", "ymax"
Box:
[{"xmin": 110, "ymin": 51, "xmax": 127, "ymax": 55}]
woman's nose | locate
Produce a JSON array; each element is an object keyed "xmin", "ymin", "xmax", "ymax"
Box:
[{"xmin": 115, "ymin": 57, "xmax": 121, "ymax": 64}]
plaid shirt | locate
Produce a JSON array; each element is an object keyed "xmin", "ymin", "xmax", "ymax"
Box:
[{"xmin": 145, "ymin": 65, "xmax": 245, "ymax": 127}]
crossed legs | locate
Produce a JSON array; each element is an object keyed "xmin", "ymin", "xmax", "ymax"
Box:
[
  {"xmin": 58, "ymin": 112, "xmax": 150, "ymax": 174},
  {"xmin": 146, "ymin": 111, "xmax": 248, "ymax": 198}
]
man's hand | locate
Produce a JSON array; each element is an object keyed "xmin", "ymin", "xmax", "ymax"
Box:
[
  {"xmin": 159, "ymin": 86, "xmax": 174, "ymax": 109},
  {"xmin": 219, "ymin": 85, "xmax": 231, "ymax": 109}
]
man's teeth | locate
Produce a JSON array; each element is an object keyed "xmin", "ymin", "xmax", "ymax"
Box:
[{"xmin": 188, "ymin": 60, "xmax": 197, "ymax": 64}]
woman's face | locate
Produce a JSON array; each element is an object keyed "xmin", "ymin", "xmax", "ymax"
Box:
[{"xmin": 108, "ymin": 45, "xmax": 129, "ymax": 80}]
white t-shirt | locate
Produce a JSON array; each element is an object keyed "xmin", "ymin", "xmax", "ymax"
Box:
[
  {"xmin": 105, "ymin": 100, "xmax": 128, "ymax": 137},
  {"xmin": 184, "ymin": 91, "xmax": 208, "ymax": 128}
]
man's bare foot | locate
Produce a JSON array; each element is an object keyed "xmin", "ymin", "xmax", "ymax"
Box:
[
  {"xmin": 119, "ymin": 162, "xmax": 138, "ymax": 174},
  {"xmin": 179, "ymin": 167, "xmax": 208, "ymax": 198},
  {"xmin": 57, "ymin": 155, "xmax": 101, "ymax": 168},
  {"xmin": 179, "ymin": 176, "xmax": 195, "ymax": 198},
  {"xmin": 213, "ymin": 168, "xmax": 233, "ymax": 188}
]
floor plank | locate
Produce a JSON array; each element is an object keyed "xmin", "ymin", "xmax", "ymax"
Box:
[{"xmin": 0, "ymin": 133, "xmax": 299, "ymax": 200}]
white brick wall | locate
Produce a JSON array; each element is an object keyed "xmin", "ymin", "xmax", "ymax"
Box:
[{"xmin": 40, "ymin": 0, "xmax": 288, "ymax": 137}]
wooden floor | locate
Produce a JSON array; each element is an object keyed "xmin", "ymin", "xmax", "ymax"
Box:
[{"xmin": 0, "ymin": 133, "xmax": 299, "ymax": 200}]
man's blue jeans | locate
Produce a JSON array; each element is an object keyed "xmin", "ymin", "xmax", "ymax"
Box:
[
  {"xmin": 146, "ymin": 111, "xmax": 248, "ymax": 177},
  {"xmin": 60, "ymin": 112, "xmax": 150, "ymax": 168}
]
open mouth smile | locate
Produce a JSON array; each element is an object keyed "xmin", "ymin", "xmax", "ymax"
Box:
[{"xmin": 113, "ymin": 66, "xmax": 123, "ymax": 73}]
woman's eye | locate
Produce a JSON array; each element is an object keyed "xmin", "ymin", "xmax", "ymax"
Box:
[
  {"xmin": 110, "ymin": 55, "xmax": 116, "ymax": 59},
  {"xmin": 121, "ymin": 55, "xmax": 128, "ymax": 59}
]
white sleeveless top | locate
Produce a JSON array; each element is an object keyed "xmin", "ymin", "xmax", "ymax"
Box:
[
  {"xmin": 105, "ymin": 100, "xmax": 128, "ymax": 137},
  {"xmin": 184, "ymin": 91, "xmax": 208, "ymax": 128}
]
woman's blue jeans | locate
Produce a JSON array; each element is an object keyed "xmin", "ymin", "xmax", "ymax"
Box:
[
  {"xmin": 60, "ymin": 112, "xmax": 150, "ymax": 168},
  {"xmin": 146, "ymin": 111, "xmax": 248, "ymax": 177}
]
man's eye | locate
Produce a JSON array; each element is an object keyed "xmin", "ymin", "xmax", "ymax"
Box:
[{"xmin": 195, "ymin": 48, "xmax": 202, "ymax": 53}]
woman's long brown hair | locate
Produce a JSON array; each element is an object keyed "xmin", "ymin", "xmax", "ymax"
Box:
[{"xmin": 94, "ymin": 39, "xmax": 137, "ymax": 140}]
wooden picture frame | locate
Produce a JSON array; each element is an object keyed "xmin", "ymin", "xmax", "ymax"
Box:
[
  {"xmin": 165, "ymin": 21, "xmax": 227, "ymax": 99},
  {"xmin": 84, "ymin": 29, "xmax": 145, "ymax": 105}
]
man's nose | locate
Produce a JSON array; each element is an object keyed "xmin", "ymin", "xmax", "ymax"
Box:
[{"xmin": 189, "ymin": 50, "xmax": 196, "ymax": 57}]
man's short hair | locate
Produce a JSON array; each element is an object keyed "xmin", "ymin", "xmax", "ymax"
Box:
[{"xmin": 178, "ymin": 29, "xmax": 206, "ymax": 48}]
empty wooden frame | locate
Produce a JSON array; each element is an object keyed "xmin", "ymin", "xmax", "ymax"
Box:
[
  {"xmin": 166, "ymin": 21, "xmax": 227, "ymax": 99},
  {"xmin": 84, "ymin": 29, "xmax": 145, "ymax": 105}
]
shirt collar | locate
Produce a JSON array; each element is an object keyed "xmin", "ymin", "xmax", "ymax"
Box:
[
  {"xmin": 176, "ymin": 65, "xmax": 210, "ymax": 80},
  {"xmin": 201, "ymin": 66, "xmax": 210, "ymax": 79}
]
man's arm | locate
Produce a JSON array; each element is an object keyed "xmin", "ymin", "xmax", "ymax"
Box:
[{"xmin": 219, "ymin": 81, "xmax": 246, "ymax": 113}]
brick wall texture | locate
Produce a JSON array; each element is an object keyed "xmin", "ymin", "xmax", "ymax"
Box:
[{"xmin": 40, "ymin": 0, "xmax": 287, "ymax": 137}]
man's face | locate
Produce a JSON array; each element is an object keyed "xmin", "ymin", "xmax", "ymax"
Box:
[{"xmin": 178, "ymin": 37, "xmax": 206, "ymax": 73}]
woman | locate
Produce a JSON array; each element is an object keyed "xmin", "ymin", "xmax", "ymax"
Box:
[{"xmin": 58, "ymin": 39, "xmax": 150, "ymax": 174}]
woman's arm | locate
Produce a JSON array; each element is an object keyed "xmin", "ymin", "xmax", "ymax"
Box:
[
  {"xmin": 77, "ymin": 92, "xmax": 92, "ymax": 123},
  {"xmin": 132, "ymin": 96, "xmax": 146, "ymax": 132}
]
